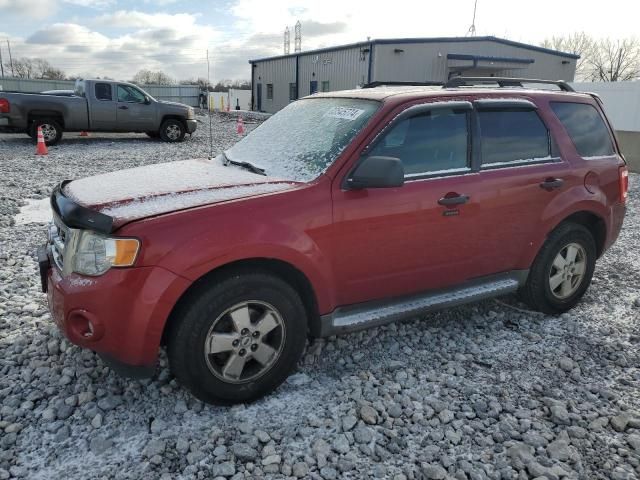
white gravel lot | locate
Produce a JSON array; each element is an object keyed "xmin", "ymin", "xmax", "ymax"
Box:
[{"xmin": 0, "ymin": 114, "xmax": 639, "ymax": 480}]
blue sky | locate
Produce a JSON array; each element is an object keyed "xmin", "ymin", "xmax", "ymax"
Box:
[{"xmin": 0, "ymin": 0, "xmax": 638, "ymax": 82}]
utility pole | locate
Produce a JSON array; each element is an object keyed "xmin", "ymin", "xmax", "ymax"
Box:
[
  {"xmin": 6, "ymin": 39, "xmax": 14, "ymax": 77},
  {"xmin": 0, "ymin": 43, "xmax": 4, "ymax": 79},
  {"xmin": 206, "ymin": 49, "xmax": 214, "ymax": 161}
]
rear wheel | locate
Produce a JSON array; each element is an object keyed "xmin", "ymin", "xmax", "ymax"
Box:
[
  {"xmin": 30, "ymin": 118, "xmax": 63, "ymax": 146},
  {"xmin": 168, "ymin": 272, "xmax": 308, "ymax": 405},
  {"xmin": 159, "ymin": 119, "xmax": 186, "ymax": 142},
  {"xmin": 519, "ymin": 223, "xmax": 596, "ymax": 314}
]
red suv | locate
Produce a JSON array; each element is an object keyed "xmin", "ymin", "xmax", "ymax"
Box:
[{"xmin": 39, "ymin": 77, "xmax": 629, "ymax": 404}]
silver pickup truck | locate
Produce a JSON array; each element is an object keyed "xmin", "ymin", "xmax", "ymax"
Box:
[{"xmin": 0, "ymin": 79, "xmax": 197, "ymax": 145}]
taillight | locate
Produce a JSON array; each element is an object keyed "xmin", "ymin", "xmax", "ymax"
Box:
[
  {"xmin": 0, "ymin": 98, "xmax": 9, "ymax": 113},
  {"xmin": 619, "ymin": 166, "xmax": 629, "ymax": 204}
]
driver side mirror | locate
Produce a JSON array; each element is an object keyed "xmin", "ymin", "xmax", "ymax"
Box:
[
  {"xmin": 144, "ymin": 96, "xmax": 151, "ymax": 105},
  {"xmin": 347, "ymin": 156, "xmax": 405, "ymax": 190}
]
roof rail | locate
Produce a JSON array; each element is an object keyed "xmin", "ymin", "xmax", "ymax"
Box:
[
  {"xmin": 444, "ymin": 77, "xmax": 575, "ymax": 92},
  {"xmin": 362, "ymin": 81, "xmax": 444, "ymax": 89}
]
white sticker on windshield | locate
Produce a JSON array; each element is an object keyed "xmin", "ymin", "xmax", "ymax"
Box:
[{"xmin": 324, "ymin": 106, "xmax": 365, "ymax": 121}]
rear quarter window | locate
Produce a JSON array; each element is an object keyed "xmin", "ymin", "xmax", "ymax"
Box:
[{"xmin": 550, "ymin": 102, "xmax": 615, "ymax": 158}]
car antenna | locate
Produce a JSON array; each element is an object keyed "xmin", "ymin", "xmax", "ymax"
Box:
[{"xmin": 206, "ymin": 49, "xmax": 216, "ymax": 161}]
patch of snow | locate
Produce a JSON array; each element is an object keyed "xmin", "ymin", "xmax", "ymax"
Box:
[
  {"xmin": 14, "ymin": 198, "xmax": 51, "ymax": 225},
  {"xmin": 100, "ymin": 182, "xmax": 296, "ymax": 220}
]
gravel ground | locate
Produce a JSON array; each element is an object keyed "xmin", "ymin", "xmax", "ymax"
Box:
[{"xmin": 0, "ymin": 115, "xmax": 639, "ymax": 480}]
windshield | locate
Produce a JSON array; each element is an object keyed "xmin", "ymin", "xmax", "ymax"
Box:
[{"xmin": 224, "ymin": 97, "xmax": 380, "ymax": 182}]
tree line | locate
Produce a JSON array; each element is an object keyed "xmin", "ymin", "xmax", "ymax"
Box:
[
  {"xmin": 541, "ymin": 34, "xmax": 640, "ymax": 81},
  {"xmin": 1, "ymin": 60, "xmax": 251, "ymax": 90},
  {"xmin": 4, "ymin": 35, "xmax": 639, "ymax": 85}
]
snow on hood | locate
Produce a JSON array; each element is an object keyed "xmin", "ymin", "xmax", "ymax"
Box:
[{"xmin": 63, "ymin": 158, "xmax": 298, "ymax": 224}]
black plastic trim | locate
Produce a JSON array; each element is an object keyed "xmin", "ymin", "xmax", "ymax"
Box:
[
  {"xmin": 445, "ymin": 77, "xmax": 575, "ymax": 92},
  {"xmin": 51, "ymin": 181, "xmax": 114, "ymax": 234},
  {"xmin": 99, "ymin": 354, "xmax": 155, "ymax": 379}
]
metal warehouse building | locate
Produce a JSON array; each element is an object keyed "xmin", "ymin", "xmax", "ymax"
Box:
[{"xmin": 249, "ymin": 36, "xmax": 578, "ymax": 113}]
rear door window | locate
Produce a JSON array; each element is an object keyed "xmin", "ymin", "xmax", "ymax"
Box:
[
  {"xmin": 95, "ymin": 83, "xmax": 112, "ymax": 101},
  {"xmin": 550, "ymin": 102, "xmax": 615, "ymax": 157},
  {"xmin": 369, "ymin": 108, "xmax": 470, "ymax": 177},
  {"xmin": 478, "ymin": 110, "xmax": 550, "ymax": 167}
]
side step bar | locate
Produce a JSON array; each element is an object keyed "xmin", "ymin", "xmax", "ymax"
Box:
[{"xmin": 318, "ymin": 271, "xmax": 528, "ymax": 337}]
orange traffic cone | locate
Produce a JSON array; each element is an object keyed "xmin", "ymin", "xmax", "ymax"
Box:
[
  {"xmin": 35, "ymin": 126, "xmax": 48, "ymax": 155},
  {"xmin": 79, "ymin": 131, "xmax": 89, "ymax": 137},
  {"xmin": 236, "ymin": 116, "xmax": 245, "ymax": 135}
]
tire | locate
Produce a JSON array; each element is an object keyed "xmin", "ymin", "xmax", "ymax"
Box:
[
  {"xmin": 519, "ymin": 223, "xmax": 596, "ymax": 314},
  {"xmin": 159, "ymin": 119, "xmax": 186, "ymax": 143},
  {"xmin": 145, "ymin": 131, "xmax": 159, "ymax": 139},
  {"xmin": 168, "ymin": 271, "xmax": 308, "ymax": 405},
  {"xmin": 30, "ymin": 118, "xmax": 63, "ymax": 146}
]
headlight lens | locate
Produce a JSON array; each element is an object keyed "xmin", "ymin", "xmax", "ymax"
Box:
[{"xmin": 73, "ymin": 231, "xmax": 140, "ymax": 276}]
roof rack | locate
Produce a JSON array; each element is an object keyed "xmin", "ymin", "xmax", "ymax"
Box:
[
  {"xmin": 444, "ymin": 77, "xmax": 575, "ymax": 92},
  {"xmin": 362, "ymin": 81, "xmax": 444, "ymax": 89}
]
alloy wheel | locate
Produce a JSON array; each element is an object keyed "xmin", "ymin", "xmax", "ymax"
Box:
[
  {"xmin": 204, "ymin": 301, "xmax": 285, "ymax": 384},
  {"xmin": 548, "ymin": 242, "xmax": 587, "ymax": 299}
]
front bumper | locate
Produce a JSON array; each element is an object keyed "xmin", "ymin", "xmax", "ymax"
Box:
[
  {"xmin": 41, "ymin": 248, "xmax": 191, "ymax": 375},
  {"xmin": 186, "ymin": 119, "xmax": 197, "ymax": 134}
]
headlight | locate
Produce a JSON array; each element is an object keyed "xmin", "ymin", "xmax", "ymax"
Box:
[
  {"xmin": 187, "ymin": 108, "xmax": 195, "ymax": 119},
  {"xmin": 73, "ymin": 231, "xmax": 140, "ymax": 276}
]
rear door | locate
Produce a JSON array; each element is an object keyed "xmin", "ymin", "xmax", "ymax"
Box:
[
  {"xmin": 331, "ymin": 101, "xmax": 488, "ymax": 306},
  {"xmin": 115, "ymin": 84, "xmax": 156, "ymax": 132},
  {"xmin": 470, "ymin": 98, "xmax": 571, "ymax": 276},
  {"xmin": 89, "ymin": 82, "xmax": 116, "ymax": 131}
]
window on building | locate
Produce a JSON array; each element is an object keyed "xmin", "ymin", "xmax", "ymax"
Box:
[
  {"xmin": 321, "ymin": 81, "xmax": 330, "ymax": 92},
  {"xmin": 289, "ymin": 83, "xmax": 297, "ymax": 101},
  {"xmin": 266, "ymin": 84, "xmax": 273, "ymax": 100},
  {"xmin": 95, "ymin": 83, "xmax": 112, "ymax": 101},
  {"xmin": 550, "ymin": 102, "xmax": 615, "ymax": 157},
  {"xmin": 369, "ymin": 109, "xmax": 469, "ymax": 176},
  {"xmin": 478, "ymin": 110, "xmax": 550, "ymax": 166}
]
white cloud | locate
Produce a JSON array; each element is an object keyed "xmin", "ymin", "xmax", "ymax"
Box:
[{"xmin": 0, "ymin": 0, "xmax": 57, "ymax": 19}]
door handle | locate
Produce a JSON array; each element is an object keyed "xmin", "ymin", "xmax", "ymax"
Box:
[
  {"xmin": 438, "ymin": 194, "xmax": 469, "ymax": 206},
  {"xmin": 540, "ymin": 178, "xmax": 564, "ymax": 190},
  {"xmin": 118, "ymin": 105, "xmax": 129, "ymax": 110}
]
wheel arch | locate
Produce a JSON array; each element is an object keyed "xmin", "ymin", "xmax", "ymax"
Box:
[
  {"xmin": 551, "ymin": 210, "xmax": 607, "ymax": 258},
  {"xmin": 161, "ymin": 257, "xmax": 321, "ymax": 346},
  {"xmin": 28, "ymin": 111, "xmax": 65, "ymax": 128},
  {"xmin": 160, "ymin": 114, "xmax": 187, "ymax": 129}
]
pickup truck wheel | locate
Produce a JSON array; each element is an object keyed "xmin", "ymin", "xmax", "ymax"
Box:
[
  {"xmin": 168, "ymin": 272, "xmax": 308, "ymax": 405},
  {"xmin": 159, "ymin": 119, "xmax": 186, "ymax": 142},
  {"xmin": 519, "ymin": 223, "xmax": 596, "ymax": 314},
  {"xmin": 30, "ymin": 118, "xmax": 63, "ymax": 146}
]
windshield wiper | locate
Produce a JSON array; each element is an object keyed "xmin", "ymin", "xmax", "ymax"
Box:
[{"xmin": 221, "ymin": 152, "xmax": 266, "ymax": 176}]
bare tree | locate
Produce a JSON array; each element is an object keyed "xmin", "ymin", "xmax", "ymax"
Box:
[
  {"xmin": 180, "ymin": 77, "xmax": 213, "ymax": 91},
  {"xmin": 131, "ymin": 69, "xmax": 175, "ymax": 85},
  {"xmin": 587, "ymin": 38, "xmax": 640, "ymax": 82},
  {"xmin": 542, "ymin": 34, "xmax": 640, "ymax": 82},
  {"xmin": 542, "ymin": 32, "xmax": 594, "ymax": 80},
  {"xmin": 3, "ymin": 57, "xmax": 66, "ymax": 80}
]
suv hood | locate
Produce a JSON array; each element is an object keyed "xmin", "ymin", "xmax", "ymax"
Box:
[{"xmin": 63, "ymin": 158, "xmax": 298, "ymax": 227}]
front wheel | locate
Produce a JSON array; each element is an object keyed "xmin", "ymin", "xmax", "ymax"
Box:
[
  {"xmin": 168, "ymin": 272, "xmax": 308, "ymax": 405},
  {"xmin": 519, "ymin": 223, "xmax": 596, "ymax": 314},
  {"xmin": 159, "ymin": 119, "xmax": 186, "ymax": 142}
]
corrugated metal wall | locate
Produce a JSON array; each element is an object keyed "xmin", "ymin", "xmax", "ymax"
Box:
[
  {"xmin": 372, "ymin": 40, "xmax": 576, "ymax": 83},
  {"xmin": 0, "ymin": 78, "xmax": 200, "ymax": 106},
  {"xmin": 298, "ymin": 46, "xmax": 369, "ymax": 98},
  {"xmin": 252, "ymin": 57, "xmax": 296, "ymax": 112}
]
